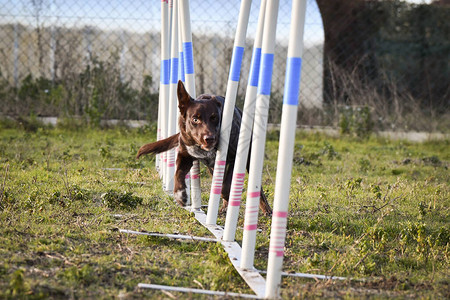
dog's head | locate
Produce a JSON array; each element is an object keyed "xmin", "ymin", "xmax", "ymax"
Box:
[{"xmin": 177, "ymin": 80, "xmax": 223, "ymax": 151}]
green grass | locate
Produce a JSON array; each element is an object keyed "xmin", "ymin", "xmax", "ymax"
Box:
[{"xmin": 0, "ymin": 122, "xmax": 448, "ymax": 299}]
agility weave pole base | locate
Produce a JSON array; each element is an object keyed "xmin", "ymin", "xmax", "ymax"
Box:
[
  {"xmin": 120, "ymin": 206, "xmax": 346, "ymax": 298},
  {"xmin": 121, "ymin": 206, "xmax": 266, "ymax": 297},
  {"xmin": 120, "ymin": 226, "xmax": 346, "ymax": 281},
  {"xmin": 120, "ymin": 219, "xmax": 348, "ymax": 283}
]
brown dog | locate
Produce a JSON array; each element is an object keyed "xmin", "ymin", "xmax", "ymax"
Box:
[{"xmin": 137, "ymin": 80, "xmax": 272, "ymax": 215}]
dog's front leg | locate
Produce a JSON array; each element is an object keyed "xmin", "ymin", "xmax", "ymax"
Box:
[
  {"xmin": 173, "ymin": 150, "xmax": 193, "ymax": 206},
  {"xmin": 259, "ymin": 189, "xmax": 272, "ymax": 216}
]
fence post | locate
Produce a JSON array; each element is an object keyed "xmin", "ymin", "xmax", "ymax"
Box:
[
  {"xmin": 50, "ymin": 0, "xmax": 57, "ymax": 82},
  {"xmin": 13, "ymin": 23, "xmax": 19, "ymax": 87},
  {"xmin": 120, "ymin": 30, "xmax": 128, "ymax": 84},
  {"xmin": 265, "ymin": 0, "xmax": 307, "ymax": 298},
  {"xmin": 241, "ymin": 0, "xmax": 279, "ymax": 270}
]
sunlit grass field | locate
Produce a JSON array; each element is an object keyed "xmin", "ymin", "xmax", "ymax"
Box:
[{"xmin": 0, "ymin": 120, "xmax": 448, "ymax": 298}]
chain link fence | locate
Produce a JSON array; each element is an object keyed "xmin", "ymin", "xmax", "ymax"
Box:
[{"xmin": 0, "ymin": 0, "xmax": 448, "ymax": 132}]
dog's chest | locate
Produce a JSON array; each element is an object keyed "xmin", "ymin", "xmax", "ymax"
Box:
[{"xmin": 186, "ymin": 145, "xmax": 216, "ymax": 167}]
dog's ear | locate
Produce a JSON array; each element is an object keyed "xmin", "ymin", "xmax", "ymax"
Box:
[
  {"xmin": 177, "ymin": 80, "xmax": 193, "ymax": 116},
  {"xmin": 213, "ymin": 96, "xmax": 223, "ymax": 112}
]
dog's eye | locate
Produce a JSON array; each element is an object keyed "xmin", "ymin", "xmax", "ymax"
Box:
[
  {"xmin": 210, "ymin": 115, "xmax": 218, "ymax": 122},
  {"xmin": 192, "ymin": 116, "xmax": 201, "ymax": 124}
]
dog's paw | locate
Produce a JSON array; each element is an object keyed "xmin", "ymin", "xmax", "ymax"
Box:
[
  {"xmin": 259, "ymin": 203, "xmax": 273, "ymax": 216},
  {"xmin": 219, "ymin": 201, "xmax": 228, "ymax": 215},
  {"xmin": 262, "ymin": 209, "xmax": 272, "ymax": 217},
  {"xmin": 174, "ymin": 189, "xmax": 188, "ymax": 207}
]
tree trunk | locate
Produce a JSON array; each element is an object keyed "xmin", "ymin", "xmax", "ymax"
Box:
[{"xmin": 316, "ymin": 0, "xmax": 379, "ymax": 105}]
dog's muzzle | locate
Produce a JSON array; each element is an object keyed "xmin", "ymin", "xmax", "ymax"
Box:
[{"xmin": 202, "ymin": 135, "xmax": 216, "ymax": 150}]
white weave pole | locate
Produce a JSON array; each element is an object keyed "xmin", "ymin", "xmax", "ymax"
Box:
[
  {"xmin": 265, "ymin": 1, "xmax": 307, "ymax": 298},
  {"xmin": 168, "ymin": 0, "xmax": 173, "ymax": 49},
  {"xmin": 157, "ymin": 0, "xmax": 170, "ymax": 178},
  {"xmin": 206, "ymin": 0, "xmax": 253, "ymax": 225},
  {"xmin": 162, "ymin": 0, "xmax": 173, "ymax": 190},
  {"xmin": 177, "ymin": 3, "xmax": 184, "ymax": 128},
  {"xmin": 179, "ymin": 0, "xmax": 201, "ymax": 208},
  {"xmin": 166, "ymin": 0, "xmax": 180, "ymax": 192},
  {"xmin": 223, "ymin": 0, "xmax": 267, "ymax": 242},
  {"xmin": 240, "ymin": 0, "xmax": 279, "ymax": 270},
  {"xmin": 177, "ymin": 1, "xmax": 190, "ymax": 203}
]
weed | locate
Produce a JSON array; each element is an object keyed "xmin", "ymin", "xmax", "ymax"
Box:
[
  {"xmin": 0, "ymin": 190, "xmax": 15, "ymax": 211},
  {"xmin": 370, "ymin": 184, "xmax": 382, "ymax": 199},
  {"xmin": 321, "ymin": 141, "xmax": 339, "ymax": 160},
  {"xmin": 48, "ymin": 185, "xmax": 90, "ymax": 207},
  {"xmin": 345, "ymin": 177, "xmax": 362, "ymax": 192},
  {"xmin": 359, "ymin": 158, "xmax": 371, "ymax": 172},
  {"xmin": 62, "ymin": 265, "xmax": 96, "ymax": 286},
  {"xmin": 7, "ymin": 269, "xmax": 29, "ymax": 297},
  {"xmin": 101, "ymin": 190, "xmax": 143, "ymax": 210},
  {"xmin": 99, "ymin": 146, "xmax": 111, "ymax": 159},
  {"xmin": 339, "ymin": 106, "xmax": 373, "ymax": 138},
  {"xmin": 422, "ymin": 155, "xmax": 441, "ymax": 167}
]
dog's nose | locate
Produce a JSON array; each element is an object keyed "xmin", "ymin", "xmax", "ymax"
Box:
[{"xmin": 204, "ymin": 135, "xmax": 215, "ymax": 144}]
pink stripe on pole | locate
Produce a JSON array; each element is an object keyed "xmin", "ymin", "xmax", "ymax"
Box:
[
  {"xmin": 213, "ymin": 188, "xmax": 221, "ymax": 195},
  {"xmin": 191, "ymin": 174, "xmax": 199, "ymax": 179},
  {"xmin": 217, "ymin": 160, "xmax": 226, "ymax": 166},
  {"xmin": 248, "ymin": 191, "xmax": 260, "ymax": 198},
  {"xmin": 168, "ymin": 163, "xmax": 175, "ymax": 167},
  {"xmin": 229, "ymin": 200, "xmax": 241, "ymax": 206},
  {"xmin": 273, "ymin": 250, "xmax": 284, "ymax": 257},
  {"xmin": 271, "ymin": 245, "xmax": 284, "ymax": 249},
  {"xmin": 244, "ymin": 224, "xmax": 258, "ymax": 231},
  {"xmin": 274, "ymin": 211, "xmax": 288, "ymax": 218},
  {"xmin": 185, "ymin": 174, "xmax": 190, "ymax": 179}
]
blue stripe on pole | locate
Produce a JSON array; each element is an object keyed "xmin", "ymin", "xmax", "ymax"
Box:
[
  {"xmin": 179, "ymin": 51, "xmax": 185, "ymax": 82},
  {"xmin": 258, "ymin": 53, "xmax": 274, "ymax": 95},
  {"xmin": 283, "ymin": 57, "xmax": 302, "ymax": 106},
  {"xmin": 229, "ymin": 46, "xmax": 244, "ymax": 82},
  {"xmin": 183, "ymin": 42, "xmax": 194, "ymax": 74},
  {"xmin": 160, "ymin": 59, "xmax": 170, "ymax": 84},
  {"xmin": 170, "ymin": 57, "xmax": 179, "ymax": 84},
  {"xmin": 249, "ymin": 48, "xmax": 261, "ymax": 87}
]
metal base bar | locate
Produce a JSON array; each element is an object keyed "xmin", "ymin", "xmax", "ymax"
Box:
[
  {"xmin": 101, "ymin": 168, "xmax": 140, "ymax": 171},
  {"xmin": 119, "ymin": 229, "xmax": 219, "ymax": 242},
  {"xmin": 258, "ymin": 270, "xmax": 346, "ymax": 281},
  {"xmin": 138, "ymin": 283, "xmax": 260, "ymax": 299}
]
